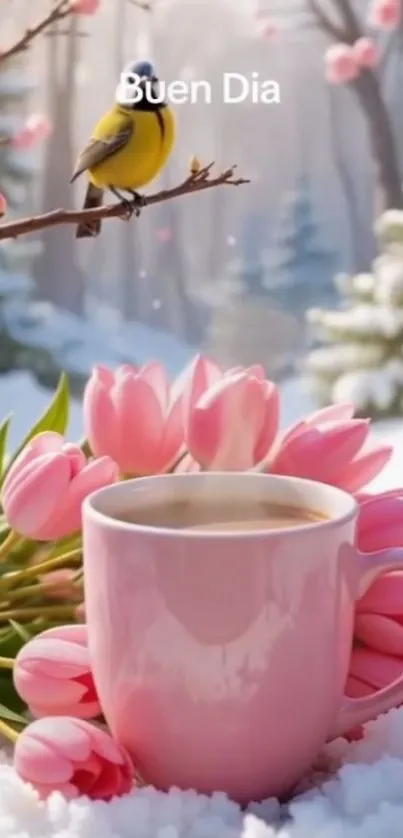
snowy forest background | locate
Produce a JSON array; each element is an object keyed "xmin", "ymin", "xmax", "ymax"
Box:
[{"xmin": 1, "ymin": 0, "xmax": 403, "ymax": 399}]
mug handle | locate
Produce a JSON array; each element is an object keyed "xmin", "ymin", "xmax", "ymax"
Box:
[{"xmin": 330, "ymin": 546, "xmax": 403, "ymax": 740}]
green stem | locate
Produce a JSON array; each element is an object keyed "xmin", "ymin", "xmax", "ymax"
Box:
[
  {"xmin": 0, "ymin": 604, "xmax": 76, "ymax": 622},
  {"xmin": 0, "ymin": 718, "xmax": 19, "ymax": 744},
  {"xmin": 0, "ymin": 656, "xmax": 14, "ymax": 669},
  {"xmin": 0, "ymin": 530, "xmax": 22, "ymax": 561},
  {"xmin": 0, "ymin": 547, "xmax": 82, "ymax": 591}
]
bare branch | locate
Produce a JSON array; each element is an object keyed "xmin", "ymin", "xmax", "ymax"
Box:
[
  {"xmin": 0, "ymin": 0, "xmax": 151, "ymax": 65},
  {"xmin": 0, "ymin": 164, "xmax": 250, "ymax": 242},
  {"xmin": 334, "ymin": 0, "xmax": 362, "ymax": 40},
  {"xmin": 306, "ymin": 0, "xmax": 348, "ymax": 41},
  {"xmin": 0, "ymin": 0, "xmax": 71, "ymax": 64}
]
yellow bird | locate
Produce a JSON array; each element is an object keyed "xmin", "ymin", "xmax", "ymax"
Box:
[{"xmin": 71, "ymin": 60, "xmax": 175, "ymax": 238}]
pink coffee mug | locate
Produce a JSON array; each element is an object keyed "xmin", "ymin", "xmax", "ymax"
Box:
[{"xmin": 83, "ymin": 472, "xmax": 403, "ymax": 804}]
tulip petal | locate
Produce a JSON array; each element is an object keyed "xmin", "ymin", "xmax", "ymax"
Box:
[
  {"xmin": 356, "ymin": 571, "xmax": 403, "ymax": 614},
  {"xmin": 112, "ymin": 374, "xmax": 164, "ymax": 474},
  {"xmin": 3, "ymin": 453, "xmax": 71, "ymax": 538},
  {"xmin": 35, "ymin": 456, "xmax": 118, "ymax": 540},
  {"xmin": 72, "ymin": 718, "xmax": 127, "ymax": 765},
  {"xmin": 333, "ymin": 445, "xmax": 393, "ymax": 493},
  {"xmin": 170, "ymin": 355, "xmax": 222, "ymax": 417},
  {"xmin": 357, "ymin": 496, "xmax": 403, "ymax": 553},
  {"xmin": 345, "ymin": 675, "xmax": 374, "ymax": 697},
  {"xmin": 15, "ymin": 730, "xmax": 73, "ymax": 783},
  {"xmin": 36, "ymin": 624, "xmax": 88, "ymax": 645},
  {"xmin": 83, "ymin": 370, "xmax": 118, "ymax": 461},
  {"xmin": 349, "ymin": 647, "xmax": 403, "ymax": 689},
  {"xmin": 14, "ymin": 670, "xmax": 88, "ymax": 708},
  {"xmin": 30, "ymin": 717, "xmax": 92, "ymax": 761},
  {"xmin": 16, "ymin": 637, "xmax": 90, "ymax": 677},
  {"xmin": 2, "ymin": 432, "xmax": 64, "ymax": 496},
  {"xmin": 253, "ymin": 382, "xmax": 280, "ymax": 463},
  {"xmin": 355, "ymin": 613, "xmax": 403, "ymax": 656},
  {"xmin": 160, "ymin": 394, "xmax": 185, "ymax": 470},
  {"xmin": 139, "ymin": 362, "xmax": 169, "ymax": 410},
  {"xmin": 305, "ymin": 403, "xmax": 356, "ymax": 424}
]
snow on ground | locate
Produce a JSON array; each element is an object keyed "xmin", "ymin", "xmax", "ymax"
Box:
[
  {"xmin": 0, "ymin": 370, "xmax": 401, "ymax": 491},
  {"xmin": 2, "ymin": 704, "xmax": 403, "ymax": 835}
]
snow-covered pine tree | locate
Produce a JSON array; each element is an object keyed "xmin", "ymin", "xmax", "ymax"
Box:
[
  {"xmin": 266, "ymin": 173, "xmax": 338, "ymax": 318},
  {"xmin": 304, "ymin": 210, "xmax": 403, "ymax": 419},
  {"xmin": 0, "ymin": 54, "xmax": 46, "ymax": 375}
]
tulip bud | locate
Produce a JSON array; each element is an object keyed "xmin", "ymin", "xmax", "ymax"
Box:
[
  {"xmin": 14, "ymin": 717, "xmax": 134, "ymax": 800},
  {"xmin": 13, "ymin": 625, "xmax": 101, "ymax": 720},
  {"xmin": 1, "ymin": 431, "xmax": 118, "ymax": 541}
]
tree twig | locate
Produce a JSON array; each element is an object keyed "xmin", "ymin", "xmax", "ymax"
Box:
[
  {"xmin": 0, "ymin": 0, "xmax": 71, "ymax": 64},
  {"xmin": 0, "ymin": 164, "xmax": 250, "ymax": 241}
]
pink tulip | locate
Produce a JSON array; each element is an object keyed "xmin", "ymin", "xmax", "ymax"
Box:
[
  {"xmin": 324, "ymin": 43, "xmax": 360, "ymax": 84},
  {"xmin": 343, "ymin": 489, "xmax": 403, "ymax": 740},
  {"xmin": 14, "ymin": 717, "xmax": 133, "ymax": 800},
  {"xmin": 0, "ymin": 191, "xmax": 6, "ymax": 217},
  {"xmin": 186, "ymin": 369, "xmax": 279, "ymax": 471},
  {"xmin": 368, "ymin": 0, "xmax": 401, "ymax": 29},
  {"xmin": 84, "ymin": 363, "xmax": 184, "ymax": 476},
  {"xmin": 70, "ymin": 0, "xmax": 101, "ymax": 13},
  {"xmin": 353, "ymin": 37, "xmax": 380, "ymax": 69},
  {"xmin": 1, "ymin": 431, "xmax": 118, "ymax": 541},
  {"xmin": 268, "ymin": 404, "xmax": 392, "ymax": 492},
  {"xmin": 13, "ymin": 625, "xmax": 101, "ymax": 720},
  {"xmin": 356, "ymin": 490, "xmax": 403, "ymax": 554},
  {"xmin": 171, "ymin": 354, "xmax": 222, "ymax": 419}
]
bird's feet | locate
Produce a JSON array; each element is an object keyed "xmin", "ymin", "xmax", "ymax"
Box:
[
  {"xmin": 109, "ymin": 187, "xmax": 148, "ymax": 221},
  {"xmin": 108, "ymin": 186, "xmax": 134, "ymax": 220},
  {"xmin": 127, "ymin": 191, "xmax": 147, "ymax": 217}
]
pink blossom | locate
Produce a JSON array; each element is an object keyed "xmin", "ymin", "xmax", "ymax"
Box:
[
  {"xmin": 69, "ymin": 0, "xmax": 101, "ymax": 13},
  {"xmin": 0, "ymin": 192, "xmax": 6, "ymax": 216},
  {"xmin": 353, "ymin": 37, "xmax": 380, "ymax": 69},
  {"xmin": 13, "ymin": 625, "xmax": 101, "ymax": 720},
  {"xmin": 368, "ymin": 0, "xmax": 401, "ymax": 29},
  {"xmin": 14, "ymin": 717, "xmax": 133, "ymax": 800},
  {"xmin": 185, "ymin": 367, "xmax": 279, "ymax": 471},
  {"xmin": 12, "ymin": 114, "xmax": 52, "ymax": 150},
  {"xmin": 344, "ymin": 489, "xmax": 403, "ymax": 739},
  {"xmin": 324, "ymin": 43, "xmax": 360, "ymax": 84},
  {"xmin": 84, "ymin": 363, "xmax": 184, "ymax": 476},
  {"xmin": 268, "ymin": 403, "xmax": 392, "ymax": 492},
  {"xmin": 1, "ymin": 432, "xmax": 118, "ymax": 541}
]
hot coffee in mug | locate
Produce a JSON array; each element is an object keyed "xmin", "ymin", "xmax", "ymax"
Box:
[
  {"xmin": 115, "ymin": 496, "xmax": 327, "ymax": 531},
  {"xmin": 83, "ymin": 473, "xmax": 403, "ymax": 804}
]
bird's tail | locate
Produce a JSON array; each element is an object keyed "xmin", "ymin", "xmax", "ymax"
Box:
[{"xmin": 76, "ymin": 183, "xmax": 104, "ymax": 239}]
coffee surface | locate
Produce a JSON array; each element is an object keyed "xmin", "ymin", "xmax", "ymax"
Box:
[{"xmin": 116, "ymin": 498, "xmax": 326, "ymax": 532}]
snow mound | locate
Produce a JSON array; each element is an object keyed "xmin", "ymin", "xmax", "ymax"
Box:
[
  {"xmin": 3, "ymin": 301, "xmax": 193, "ymax": 379},
  {"xmin": 2, "ymin": 706, "xmax": 403, "ymax": 836}
]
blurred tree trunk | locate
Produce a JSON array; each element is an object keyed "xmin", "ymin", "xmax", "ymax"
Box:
[
  {"xmin": 117, "ymin": 0, "xmax": 141, "ymax": 321},
  {"xmin": 328, "ymin": 86, "xmax": 366, "ymax": 269},
  {"xmin": 150, "ymin": 166, "xmax": 195, "ymax": 340},
  {"xmin": 34, "ymin": 17, "xmax": 85, "ymax": 313},
  {"xmin": 310, "ymin": 0, "xmax": 403, "ymax": 211}
]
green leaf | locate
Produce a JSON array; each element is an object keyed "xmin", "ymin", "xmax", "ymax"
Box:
[
  {"xmin": 0, "ymin": 415, "xmax": 11, "ymax": 485},
  {"xmin": 8, "ymin": 620, "xmax": 31, "ymax": 643},
  {"xmin": 0, "ymin": 627, "xmax": 26, "ymax": 658},
  {"xmin": 0, "ymin": 701, "xmax": 27, "ymax": 726},
  {"xmin": 3, "ymin": 373, "xmax": 70, "ymax": 481},
  {"xmin": 0, "ymin": 673, "xmax": 27, "ymax": 718}
]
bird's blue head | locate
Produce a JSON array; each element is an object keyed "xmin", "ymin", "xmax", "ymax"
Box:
[{"xmin": 123, "ymin": 59, "xmax": 155, "ymax": 80}]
